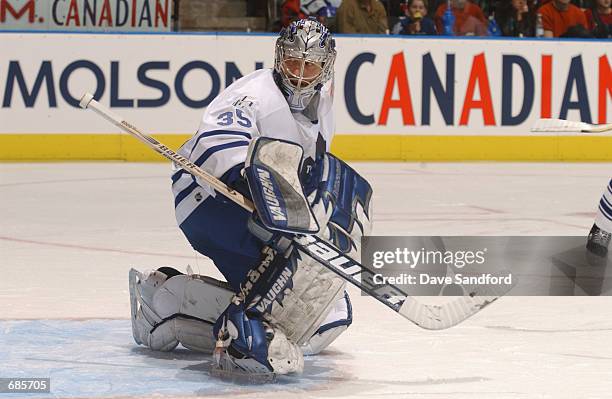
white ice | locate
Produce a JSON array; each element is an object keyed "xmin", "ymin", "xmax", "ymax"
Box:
[{"xmin": 1, "ymin": 162, "xmax": 611, "ymax": 399}]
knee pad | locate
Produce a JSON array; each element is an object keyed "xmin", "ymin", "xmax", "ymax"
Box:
[
  {"xmin": 129, "ymin": 267, "xmax": 233, "ymax": 352},
  {"xmin": 302, "ymin": 291, "xmax": 352, "ymax": 356}
]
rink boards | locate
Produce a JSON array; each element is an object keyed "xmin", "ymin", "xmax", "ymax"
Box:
[{"xmin": 0, "ymin": 33, "xmax": 610, "ymax": 161}]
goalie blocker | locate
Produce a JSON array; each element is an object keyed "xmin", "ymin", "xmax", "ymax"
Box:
[{"xmin": 244, "ymin": 137, "xmax": 320, "ymax": 235}]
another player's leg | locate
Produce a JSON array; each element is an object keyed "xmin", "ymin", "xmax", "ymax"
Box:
[{"xmin": 587, "ymin": 179, "xmax": 612, "ymax": 257}]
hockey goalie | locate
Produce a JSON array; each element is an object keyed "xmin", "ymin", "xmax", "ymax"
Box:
[{"xmin": 129, "ymin": 18, "xmax": 374, "ymax": 381}]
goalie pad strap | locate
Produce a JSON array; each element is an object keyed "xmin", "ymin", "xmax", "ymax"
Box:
[{"xmin": 149, "ymin": 313, "xmax": 214, "ymax": 333}]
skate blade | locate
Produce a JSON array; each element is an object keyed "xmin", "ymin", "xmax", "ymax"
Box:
[{"xmin": 210, "ymin": 364, "xmax": 277, "ymax": 384}]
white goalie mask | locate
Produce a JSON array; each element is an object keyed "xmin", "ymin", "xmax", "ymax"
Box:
[{"xmin": 274, "ymin": 18, "xmax": 336, "ymax": 112}]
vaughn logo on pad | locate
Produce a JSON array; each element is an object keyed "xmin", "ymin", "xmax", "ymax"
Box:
[{"xmin": 256, "ymin": 167, "xmax": 287, "ymax": 223}]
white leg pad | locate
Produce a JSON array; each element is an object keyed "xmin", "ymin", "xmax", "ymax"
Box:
[
  {"xmin": 267, "ymin": 328, "xmax": 305, "ymax": 374},
  {"xmin": 301, "ymin": 291, "xmax": 352, "ymax": 355},
  {"xmin": 129, "ymin": 268, "xmax": 233, "ymax": 352},
  {"xmin": 258, "ymin": 249, "xmax": 347, "ymax": 346}
]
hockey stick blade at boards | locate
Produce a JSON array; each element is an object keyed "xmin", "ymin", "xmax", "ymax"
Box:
[
  {"xmin": 531, "ymin": 118, "xmax": 612, "ymax": 133},
  {"xmin": 80, "ymin": 92, "xmax": 511, "ymax": 330}
]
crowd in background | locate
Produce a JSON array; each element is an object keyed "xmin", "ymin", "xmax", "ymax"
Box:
[{"xmin": 278, "ymin": 0, "xmax": 611, "ymax": 38}]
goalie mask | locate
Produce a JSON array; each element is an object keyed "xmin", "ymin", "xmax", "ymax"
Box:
[{"xmin": 274, "ymin": 18, "xmax": 336, "ymax": 112}]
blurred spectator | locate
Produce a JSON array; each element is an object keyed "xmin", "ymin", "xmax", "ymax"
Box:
[
  {"xmin": 247, "ymin": 0, "xmax": 268, "ymax": 17},
  {"xmin": 537, "ymin": 0, "xmax": 588, "ymax": 37},
  {"xmin": 496, "ymin": 0, "xmax": 536, "ymax": 36},
  {"xmin": 301, "ymin": 0, "xmax": 343, "ymax": 29},
  {"xmin": 487, "ymin": 10, "xmax": 502, "ymax": 35},
  {"xmin": 337, "ymin": 0, "xmax": 389, "ymax": 33},
  {"xmin": 434, "ymin": 0, "xmax": 488, "ymax": 36},
  {"xmin": 392, "ymin": 0, "xmax": 437, "ymax": 34},
  {"xmin": 470, "ymin": 0, "xmax": 493, "ymax": 14},
  {"xmin": 281, "ymin": 0, "xmax": 307, "ymax": 26},
  {"xmin": 387, "ymin": 0, "xmax": 408, "ymax": 16},
  {"xmin": 280, "ymin": 0, "xmax": 341, "ymax": 28},
  {"xmin": 585, "ymin": 0, "xmax": 612, "ymax": 37}
]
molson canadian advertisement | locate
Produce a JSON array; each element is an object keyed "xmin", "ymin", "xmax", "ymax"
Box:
[
  {"xmin": 0, "ymin": 0, "xmax": 172, "ymax": 31},
  {"xmin": 0, "ymin": 33, "xmax": 610, "ymax": 160}
]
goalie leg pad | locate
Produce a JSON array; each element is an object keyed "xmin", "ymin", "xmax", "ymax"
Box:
[
  {"xmin": 238, "ymin": 246, "xmax": 347, "ymax": 346},
  {"xmin": 302, "ymin": 291, "xmax": 352, "ymax": 356},
  {"xmin": 129, "ymin": 267, "xmax": 233, "ymax": 352}
]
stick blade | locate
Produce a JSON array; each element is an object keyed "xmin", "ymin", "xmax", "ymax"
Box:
[
  {"xmin": 398, "ymin": 270, "xmax": 515, "ymax": 330},
  {"xmin": 532, "ymin": 118, "xmax": 612, "ymax": 133},
  {"xmin": 531, "ymin": 118, "xmax": 591, "ymax": 133},
  {"xmin": 399, "ymin": 295, "xmax": 499, "ymax": 330}
]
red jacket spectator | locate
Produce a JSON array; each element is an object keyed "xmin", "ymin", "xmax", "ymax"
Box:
[
  {"xmin": 281, "ymin": 0, "xmax": 307, "ymax": 27},
  {"xmin": 537, "ymin": 0, "xmax": 588, "ymax": 37},
  {"xmin": 585, "ymin": 0, "xmax": 612, "ymax": 37},
  {"xmin": 585, "ymin": 8, "xmax": 612, "ymax": 29},
  {"xmin": 435, "ymin": 0, "xmax": 488, "ymax": 36}
]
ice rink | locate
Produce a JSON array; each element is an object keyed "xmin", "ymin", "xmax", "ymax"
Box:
[{"xmin": 1, "ymin": 162, "xmax": 612, "ymax": 399}]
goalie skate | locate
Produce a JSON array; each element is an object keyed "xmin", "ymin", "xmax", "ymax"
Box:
[{"xmin": 210, "ymin": 346, "xmax": 277, "ymax": 385}]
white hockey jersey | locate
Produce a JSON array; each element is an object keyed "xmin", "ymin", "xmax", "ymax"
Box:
[{"xmin": 172, "ymin": 68, "xmax": 335, "ymax": 225}]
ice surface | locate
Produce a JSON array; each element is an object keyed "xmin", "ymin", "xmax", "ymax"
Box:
[{"xmin": 1, "ymin": 162, "xmax": 611, "ymax": 398}]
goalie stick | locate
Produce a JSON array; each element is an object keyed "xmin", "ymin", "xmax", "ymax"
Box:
[
  {"xmin": 79, "ymin": 92, "xmax": 511, "ymax": 330},
  {"xmin": 531, "ymin": 118, "xmax": 612, "ymax": 133}
]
